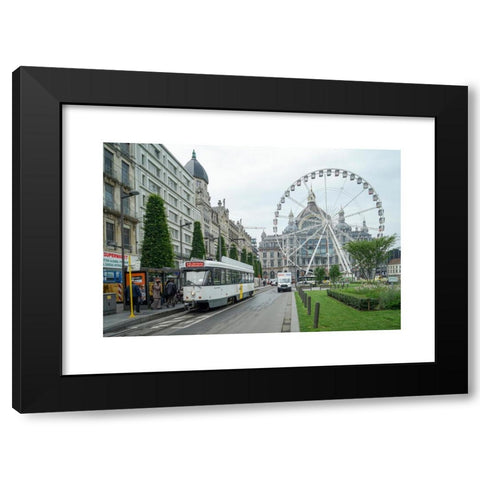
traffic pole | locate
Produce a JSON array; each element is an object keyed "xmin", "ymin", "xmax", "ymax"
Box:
[{"xmin": 128, "ymin": 255, "xmax": 135, "ymax": 318}]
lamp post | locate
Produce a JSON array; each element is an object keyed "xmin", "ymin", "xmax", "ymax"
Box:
[
  {"xmin": 179, "ymin": 221, "xmax": 192, "ymax": 264},
  {"xmin": 120, "ymin": 190, "xmax": 139, "ymax": 308}
]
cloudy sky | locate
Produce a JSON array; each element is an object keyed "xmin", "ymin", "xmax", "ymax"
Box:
[{"xmin": 167, "ymin": 144, "xmax": 401, "ymax": 247}]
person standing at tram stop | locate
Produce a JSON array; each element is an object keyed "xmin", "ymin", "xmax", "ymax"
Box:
[
  {"xmin": 165, "ymin": 279, "xmax": 177, "ymax": 307},
  {"xmin": 152, "ymin": 277, "xmax": 163, "ymax": 310},
  {"xmin": 125, "ymin": 282, "xmax": 142, "ymax": 313}
]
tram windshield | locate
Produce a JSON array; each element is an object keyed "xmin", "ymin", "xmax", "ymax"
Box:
[{"xmin": 183, "ymin": 269, "xmax": 210, "ymax": 286}]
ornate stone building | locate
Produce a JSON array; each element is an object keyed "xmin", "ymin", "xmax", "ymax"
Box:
[{"xmin": 184, "ymin": 150, "xmax": 254, "ymax": 260}]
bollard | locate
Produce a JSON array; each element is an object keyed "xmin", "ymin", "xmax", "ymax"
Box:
[
  {"xmin": 307, "ymin": 295, "xmax": 311, "ymax": 315},
  {"xmin": 314, "ymin": 302, "xmax": 320, "ymax": 328}
]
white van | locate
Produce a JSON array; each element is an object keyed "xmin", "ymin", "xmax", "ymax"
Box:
[{"xmin": 277, "ymin": 272, "xmax": 292, "ymax": 292}]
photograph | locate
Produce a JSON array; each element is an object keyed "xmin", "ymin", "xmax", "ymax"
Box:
[{"xmin": 103, "ymin": 143, "xmax": 401, "ymax": 337}]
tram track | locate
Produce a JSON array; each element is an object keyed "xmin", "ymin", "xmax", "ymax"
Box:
[{"xmin": 108, "ymin": 294, "xmax": 257, "ymax": 336}]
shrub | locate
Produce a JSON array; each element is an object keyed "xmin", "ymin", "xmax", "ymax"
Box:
[
  {"xmin": 378, "ymin": 288, "xmax": 401, "ymax": 310},
  {"xmin": 328, "ymin": 285, "xmax": 400, "ymax": 311},
  {"xmin": 327, "ymin": 289, "xmax": 379, "ymax": 310}
]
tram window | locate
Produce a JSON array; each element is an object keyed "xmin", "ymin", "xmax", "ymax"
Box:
[
  {"xmin": 214, "ymin": 268, "xmax": 226, "ymax": 285},
  {"xmin": 204, "ymin": 270, "xmax": 213, "ymax": 286},
  {"xmin": 225, "ymin": 269, "xmax": 232, "ymax": 284},
  {"xmin": 184, "ymin": 270, "xmax": 209, "ymax": 286}
]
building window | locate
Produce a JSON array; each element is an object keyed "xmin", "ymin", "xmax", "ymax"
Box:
[
  {"xmin": 168, "ymin": 194, "xmax": 178, "ymax": 207},
  {"xmin": 171, "ymin": 228, "xmax": 179, "ymax": 240},
  {"xmin": 123, "ymin": 227, "xmax": 131, "ymax": 249},
  {"xmin": 104, "ymin": 183, "xmax": 114, "ymax": 209},
  {"xmin": 122, "ymin": 196, "xmax": 130, "ymax": 216},
  {"xmin": 106, "ymin": 222, "xmax": 115, "ymax": 245},
  {"xmin": 149, "ymin": 180, "xmax": 160, "ymax": 195},
  {"xmin": 184, "ymin": 234, "xmax": 191, "ymax": 244},
  {"xmin": 121, "ymin": 161, "xmax": 130, "ymax": 186},
  {"xmin": 168, "ymin": 160, "xmax": 177, "ymax": 175},
  {"xmin": 168, "ymin": 177, "xmax": 177, "ymax": 191},
  {"xmin": 104, "ymin": 149, "xmax": 113, "ymax": 175},
  {"xmin": 119, "ymin": 143, "xmax": 129, "ymax": 156}
]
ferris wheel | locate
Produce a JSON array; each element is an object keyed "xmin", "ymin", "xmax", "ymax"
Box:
[{"xmin": 273, "ymin": 168, "xmax": 385, "ymax": 276}]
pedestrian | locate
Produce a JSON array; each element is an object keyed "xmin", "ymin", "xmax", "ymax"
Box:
[
  {"xmin": 152, "ymin": 277, "xmax": 163, "ymax": 310},
  {"xmin": 125, "ymin": 283, "xmax": 142, "ymax": 313},
  {"xmin": 165, "ymin": 279, "xmax": 177, "ymax": 307}
]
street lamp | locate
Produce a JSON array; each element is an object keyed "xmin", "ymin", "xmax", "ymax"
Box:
[
  {"xmin": 179, "ymin": 221, "xmax": 192, "ymax": 263},
  {"xmin": 120, "ymin": 190, "xmax": 139, "ymax": 308}
]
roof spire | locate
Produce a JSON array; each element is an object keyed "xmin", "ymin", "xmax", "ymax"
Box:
[{"xmin": 192, "ymin": 149, "xmax": 196, "ymax": 160}]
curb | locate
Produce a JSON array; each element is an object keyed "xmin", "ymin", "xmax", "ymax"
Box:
[{"xmin": 290, "ymin": 291, "xmax": 300, "ymax": 332}]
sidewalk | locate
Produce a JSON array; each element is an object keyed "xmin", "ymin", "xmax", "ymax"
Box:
[{"xmin": 103, "ymin": 303, "xmax": 186, "ymax": 335}]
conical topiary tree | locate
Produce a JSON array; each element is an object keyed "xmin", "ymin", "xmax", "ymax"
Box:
[
  {"xmin": 140, "ymin": 194, "xmax": 174, "ymax": 268},
  {"xmin": 190, "ymin": 221, "xmax": 206, "ymax": 259},
  {"xmin": 240, "ymin": 248, "xmax": 247, "ymax": 264},
  {"xmin": 229, "ymin": 244, "xmax": 238, "ymax": 260},
  {"xmin": 216, "ymin": 236, "xmax": 227, "ymax": 261}
]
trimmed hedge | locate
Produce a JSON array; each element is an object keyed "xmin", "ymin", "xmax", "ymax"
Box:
[{"xmin": 327, "ymin": 289, "xmax": 379, "ymax": 311}]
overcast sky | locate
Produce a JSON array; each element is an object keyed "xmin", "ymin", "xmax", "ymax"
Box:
[{"xmin": 167, "ymin": 144, "xmax": 401, "ymax": 247}]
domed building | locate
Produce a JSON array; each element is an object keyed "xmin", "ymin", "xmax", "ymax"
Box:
[{"xmin": 184, "ymin": 150, "xmax": 254, "ymax": 261}]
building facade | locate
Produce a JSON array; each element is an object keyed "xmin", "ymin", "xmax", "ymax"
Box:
[
  {"xmin": 103, "ymin": 143, "xmax": 140, "ymax": 282},
  {"xmin": 387, "ymin": 258, "xmax": 401, "ymax": 279},
  {"xmin": 133, "ymin": 144, "xmax": 201, "ymax": 265}
]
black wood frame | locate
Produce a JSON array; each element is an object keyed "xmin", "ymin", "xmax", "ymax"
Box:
[{"xmin": 12, "ymin": 67, "xmax": 468, "ymax": 413}]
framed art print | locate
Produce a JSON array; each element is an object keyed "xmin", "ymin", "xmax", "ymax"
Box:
[{"xmin": 13, "ymin": 67, "xmax": 468, "ymax": 413}]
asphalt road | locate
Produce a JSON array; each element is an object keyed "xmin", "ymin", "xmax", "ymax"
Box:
[{"xmin": 112, "ymin": 287, "xmax": 292, "ymax": 336}]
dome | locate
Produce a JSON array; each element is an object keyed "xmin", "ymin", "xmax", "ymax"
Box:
[{"xmin": 184, "ymin": 150, "xmax": 209, "ymax": 184}]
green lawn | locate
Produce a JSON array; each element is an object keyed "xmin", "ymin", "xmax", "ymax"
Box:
[{"xmin": 295, "ymin": 290, "xmax": 401, "ymax": 333}]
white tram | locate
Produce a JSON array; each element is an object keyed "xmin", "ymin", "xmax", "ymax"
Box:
[{"xmin": 181, "ymin": 256, "xmax": 255, "ymax": 310}]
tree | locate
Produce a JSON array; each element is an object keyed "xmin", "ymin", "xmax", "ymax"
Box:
[
  {"xmin": 190, "ymin": 221, "xmax": 205, "ymax": 259},
  {"xmin": 240, "ymin": 248, "xmax": 247, "ymax": 264},
  {"xmin": 216, "ymin": 235, "xmax": 227, "ymax": 261},
  {"xmin": 228, "ymin": 244, "xmax": 239, "ymax": 260},
  {"xmin": 314, "ymin": 266, "xmax": 326, "ymax": 284},
  {"xmin": 329, "ymin": 264, "xmax": 341, "ymax": 283},
  {"xmin": 247, "ymin": 252, "xmax": 253, "ymax": 265},
  {"xmin": 141, "ymin": 194, "xmax": 174, "ymax": 268},
  {"xmin": 343, "ymin": 235, "xmax": 397, "ymax": 280}
]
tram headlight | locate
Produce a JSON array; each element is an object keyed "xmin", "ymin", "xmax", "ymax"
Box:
[{"xmin": 191, "ymin": 291, "xmax": 196, "ymax": 297}]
